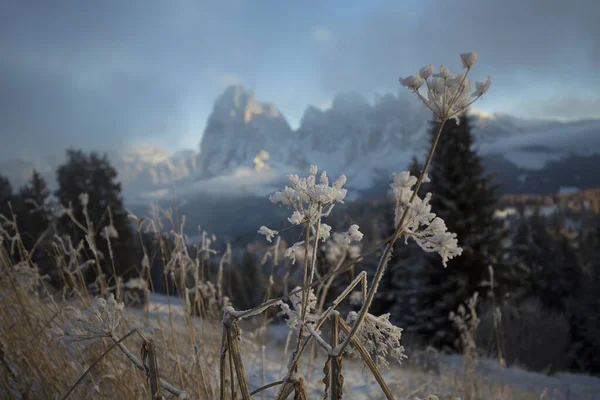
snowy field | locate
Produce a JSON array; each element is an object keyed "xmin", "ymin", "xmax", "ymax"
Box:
[{"xmin": 142, "ymin": 294, "xmax": 600, "ymax": 400}]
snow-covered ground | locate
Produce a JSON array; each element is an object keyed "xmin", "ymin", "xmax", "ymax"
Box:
[{"xmin": 140, "ymin": 294, "xmax": 600, "ymax": 400}]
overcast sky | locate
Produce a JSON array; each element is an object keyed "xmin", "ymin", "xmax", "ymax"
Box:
[{"xmin": 1, "ymin": 0, "xmax": 598, "ymax": 159}]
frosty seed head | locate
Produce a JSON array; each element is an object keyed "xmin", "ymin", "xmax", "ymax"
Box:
[
  {"xmin": 261, "ymin": 166, "xmax": 348, "ymax": 244},
  {"xmin": 399, "ymin": 52, "xmax": 490, "ymax": 122},
  {"xmin": 391, "ymin": 171, "xmax": 463, "ymax": 267},
  {"xmin": 460, "ymin": 51, "xmax": 478, "ymax": 68}
]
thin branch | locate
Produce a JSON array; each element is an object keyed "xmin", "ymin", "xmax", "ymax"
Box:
[{"xmin": 61, "ymin": 329, "xmax": 138, "ymax": 400}]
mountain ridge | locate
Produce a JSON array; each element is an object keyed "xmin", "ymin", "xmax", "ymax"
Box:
[{"xmin": 2, "ymin": 84, "xmax": 600, "ymax": 201}]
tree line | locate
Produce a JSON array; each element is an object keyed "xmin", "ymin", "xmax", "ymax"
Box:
[
  {"xmin": 0, "ymin": 149, "xmax": 137, "ymax": 290},
  {"xmin": 369, "ymin": 114, "xmax": 600, "ymax": 374}
]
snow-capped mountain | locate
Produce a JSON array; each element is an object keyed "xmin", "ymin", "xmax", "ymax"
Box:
[
  {"xmin": 3, "ymin": 84, "xmax": 600, "ymax": 204},
  {"xmin": 193, "ymin": 85, "xmax": 600, "ymax": 196},
  {"xmin": 198, "ymin": 85, "xmax": 299, "ymax": 177}
]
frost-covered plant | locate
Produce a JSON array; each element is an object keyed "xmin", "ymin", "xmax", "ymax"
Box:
[
  {"xmin": 279, "ymin": 287, "xmax": 319, "ymax": 331},
  {"xmin": 323, "ymin": 225, "xmax": 363, "ymax": 264},
  {"xmin": 218, "ymin": 52, "xmax": 491, "ymax": 400},
  {"xmin": 338, "ymin": 52, "xmax": 490, "ymax": 358},
  {"xmin": 400, "ymin": 51, "xmax": 490, "ymax": 123},
  {"xmin": 390, "ymin": 171, "xmax": 462, "ymax": 266},
  {"xmin": 344, "ymin": 312, "xmax": 407, "ymax": 369},
  {"xmin": 259, "ymin": 165, "xmax": 348, "ymax": 246},
  {"xmin": 450, "ymin": 292, "xmax": 481, "ymax": 400},
  {"xmin": 258, "ymin": 165, "xmax": 349, "ymax": 322},
  {"xmin": 57, "ymin": 294, "xmax": 124, "ymax": 343}
]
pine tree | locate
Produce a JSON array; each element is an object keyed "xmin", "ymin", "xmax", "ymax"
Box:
[
  {"xmin": 0, "ymin": 175, "xmax": 13, "ymax": 220},
  {"xmin": 514, "ymin": 209, "xmax": 582, "ymax": 311},
  {"xmin": 408, "ymin": 155, "xmax": 428, "ymax": 197},
  {"xmin": 18, "ymin": 169, "xmax": 51, "ymax": 251},
  {"xmin": 413, "ymin": 113, "xmax": 508, "ymax": 349},
  {"xmin": 569, "ymin": 221, "xmax": 600, "ymax": 374},
  {"xmin": 0, "ymin": 175, "xmax": 15, "ymax": 258},
  {"xmin": 55, "ymin": 149, "xmax": 136, "ymax": 288}
]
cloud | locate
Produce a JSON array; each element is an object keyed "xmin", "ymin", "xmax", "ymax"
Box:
[
  {"xmin": 0, "ymin": 57, "xmax": 184, "ymax": 160},
  {"xmin": 205, "ymin": 68, "xmax": 243, "ymax": 87},
  {"xmin": 0, "ymin": 1, "xmax": 251, "ymax": 159},
  {"xmin": 318, "ymin": 0, "xmax": 600, "ymax": 120},
  {"xmin": 311, "ymin": 26, "xmax": 335, "ymax": 44},
  {"xmin": 523, "ymin": 97, "xmax": 600, "ymax": 122}
]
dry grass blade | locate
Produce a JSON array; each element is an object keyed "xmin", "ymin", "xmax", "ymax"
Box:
[
  {"xmin": 250, "ymin": 380, "xmax": 284, "ymax": 396},
  {"xmin": 61, "ymin": 328, "xmax": 138, "ymax": 400}
]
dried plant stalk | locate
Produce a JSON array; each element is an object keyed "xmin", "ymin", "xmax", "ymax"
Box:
[
  {"xmin": 140, "ymin": 338, "xmax": 161, "ymax": 399},
  {"xmin": 219, "ymin": 326, "xmax": 228, "ymax": 400},
  {"xmin": 330, "ymin": 315, "xmax": 343, "ymax": 400},
  {"xmin": 224, "ymin": 318, "xmax": 252, "ymax": 400},
  {"xmin": 337, "ymin": 317, "xmax": 394, "ymax": 400}
]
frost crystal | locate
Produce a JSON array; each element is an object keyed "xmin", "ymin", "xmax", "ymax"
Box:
[
  {"xmin": 460, "ymin": 51, "xmax": 478, "ymax": 68},
  {"xmin": 279, "ymin": 287, "xmax": 318, "ymax": 330},
  {"xmin": 258, "ymin": 226, "xmax": 278, "ymax": 242},
  {"xmin": 390, "ymin": 172, "xmax": 463, "ymax": 266},
  {"xmin": 318, "ymin": 223, "xmax": 332, "ymax": 241},
  {"xmin": 346, "ymin": 224, "xmax": 364, "ymax": 242},
  {"xmin": 419, "ymin": 64, "xmax": 435, "ymax": 79},
  {"xmin": 287, "ymin": 211, "xmax": 304, "ymax": 225},
  {"xmin": 343, "ymin": 312, "xmax": 407, "ymax": 369},
  {"xmin": 284, "ymin": 241, "xmax": 306, "ymax": 265},
  {"xmin": 323, "ymin": 225, "xmax": 363, "ymax": 263},
  {"xmin": 262, "ymin": 165, "xmax": 347, "ymax": 245},
  {"xmin": 124, "ymin": 277, "xmax": 148, "ymax": 290},
  {"xmin": 473, "ymin": 76, "xmax": 492, "ymax": 97},
  {"xmin": 57, "ymin": 294, "xmax": 125, "ymax": 343}
]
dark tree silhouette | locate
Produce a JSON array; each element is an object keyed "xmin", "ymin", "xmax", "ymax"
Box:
[
  {"xmin": 55, "ymin": 149, "xmax": 136, "ymax": 290},
  {"xmin": 17, "ymin": 169, "xmax": 52, "ymax": 250},
  {"xmin": 412, "ymin": 113, "xmax": 509, "ymax": 349}
]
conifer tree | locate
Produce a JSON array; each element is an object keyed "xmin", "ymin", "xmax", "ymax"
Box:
[
  {"xmin": 514, "ymin": 210, "xmax": 581, "ymax": 311},
  {"xmin": 18, "ymin": 169, "xmax": 51, "ymax": 251},
  {"xmin": 569, "ymin": 221, "xmax": 600, "ymax": 374},
  {"xmin": 55, "ymin": 149, "xmax": 136, "ymax": 287},
  {"xmin": 413, "ymin": 113, "xmax": 508, "ymax": 349},
  {"xmin": 0, "ymin": 175, "xmax": 15, "ymax": 258},
  {"xmin": 0, "ymin": 174, "xmax": 13, "ymax": 220}
]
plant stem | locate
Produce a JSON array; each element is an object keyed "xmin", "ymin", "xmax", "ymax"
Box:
[{"xmin": 337, "ymin": 118, "xmax": 447, "ymax": 355}]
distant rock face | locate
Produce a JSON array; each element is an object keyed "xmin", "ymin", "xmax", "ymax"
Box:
[
  {"xmin": 3, "ymin": 83, "xmax": 600, "ymax": 199},
  {"xmin": 194, "ymin": 84, "xmax": 600, "ymax": 195},
  {"xmin": 196, "ymin": 87, "xmax": 435, "ymax": 180},
  {"xmin": 198, "ymin": 85, "xmax": 294, "ymax": 177}
]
